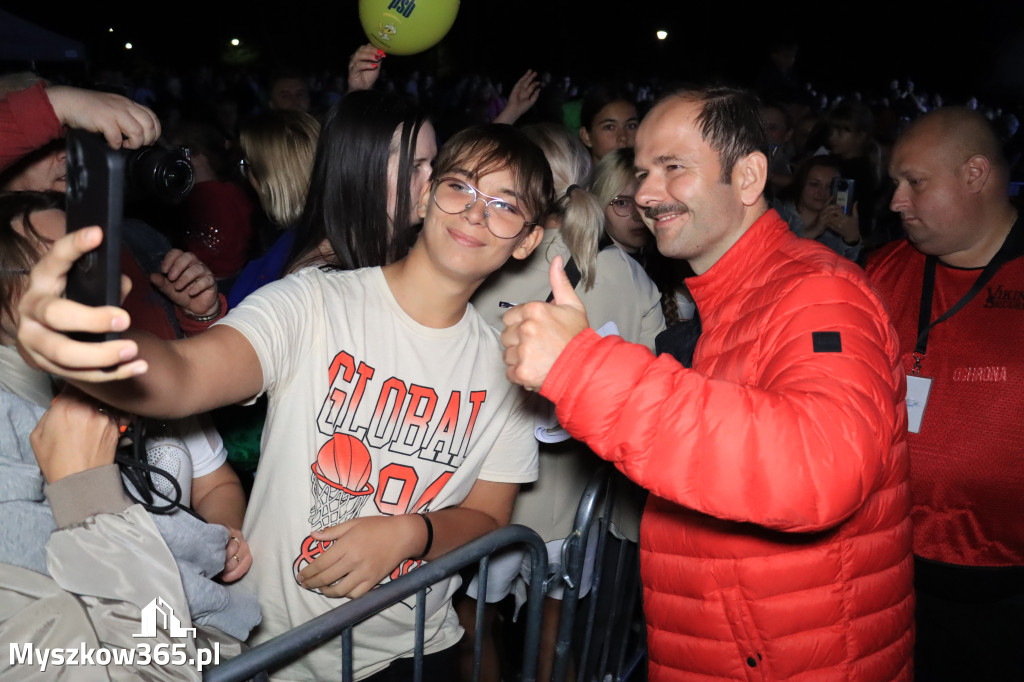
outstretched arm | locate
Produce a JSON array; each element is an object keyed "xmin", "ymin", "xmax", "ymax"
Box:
[{"xmin": 17, "ymin": 227, "xmax": 262, "ymax": 417}]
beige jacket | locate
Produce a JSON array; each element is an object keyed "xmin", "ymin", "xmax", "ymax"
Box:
[{"xmin": 0, "ymin": 465, "xmax": 243, "ymax": 681}]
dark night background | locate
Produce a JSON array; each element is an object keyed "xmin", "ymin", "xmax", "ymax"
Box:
[{"xmin": 4, "ymin": 2, "xmax": 1024, "ymax": 103}]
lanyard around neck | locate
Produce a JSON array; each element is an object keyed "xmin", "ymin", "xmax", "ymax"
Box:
[{"xmin": 913, "ymin": 219, "xmax": 1022, "ymax": 372}]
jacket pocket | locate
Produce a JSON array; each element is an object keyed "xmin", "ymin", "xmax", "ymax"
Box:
[{"xmin": 719, "ymin": 585, "xmax": 768, "ymax": 681}]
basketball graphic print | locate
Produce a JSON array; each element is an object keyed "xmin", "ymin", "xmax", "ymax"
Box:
[
  {"xmin": 315, "ymin": 432, "xmax": 373, "ymax": 491},
  {"xmin": 308, "ymin": 434, "xmax": 374, "ymax": 531}
]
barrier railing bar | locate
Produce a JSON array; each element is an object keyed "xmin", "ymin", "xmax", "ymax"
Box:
[
  {"xmin": 204, "ymin": 524, "xmax": 547, "ymax": 682},
  {"xmin": 611, "ymin": 547, "xmax": 639, "ymax": 679},
  {"xmin": 414, "ymin": 589, "xmax": 425, "ymax": 682},
  {"xmin": 579, "ymin": 472, "xmax": 617, "ymax": 682},
  {"xmin": 596, "ymin": 532, "xmax": 629, "ymax": 677},
  {"xmin": 621, "ymin": 648, "xmax": 646, "ymax": 681},
  {"xmin": 342, "ymin": 627, "xmax": 353, "ymax": 681},
  {"xmin": 552, "ymin": 467, "xmax": 613, "ymax": 682},
  {"xmin": 472, "ymin": 554, "xmax": 490, "ymax": 682}
]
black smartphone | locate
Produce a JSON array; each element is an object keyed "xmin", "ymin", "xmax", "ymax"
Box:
[
  {"xmin": 831, "ymin": 177, "xmax": 856, "ymax": 215},
  {"xmin": 64, "ymin": 129, "xmax": 124, "ymax": 342}
]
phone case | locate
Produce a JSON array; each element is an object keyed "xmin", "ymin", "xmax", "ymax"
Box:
[
  {"xmin": 64, "ymin": 130, "xmax": 125, "ymax": 342},
  {"xmin": 831, "ymin": 177, "xmax": 856, "ymax": 216}
]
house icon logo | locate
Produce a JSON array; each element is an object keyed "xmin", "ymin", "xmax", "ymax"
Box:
[{"xmin": 133, "ymin": 597, "xmax": 197, "ymax": 638}]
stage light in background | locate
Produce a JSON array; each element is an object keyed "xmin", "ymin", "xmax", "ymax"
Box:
[
  {"xmin": 223, "ymin": 34, "xmax": 258, "ymax": 65},
  {"xmin": 656, "ymin": 30, "xmax": 668, "ymax": 40}
]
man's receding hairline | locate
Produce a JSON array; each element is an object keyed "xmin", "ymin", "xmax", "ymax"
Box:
[
  {"xmin": 638, "ymin": 95, "xmax": 701, "ymax": 149},
  {"xmin": 649, "ymin": 93, "xmax": 703, "ymax": 121},
  {"xmin": 641, "ymin": 93, "xmax": 742, "ymax": 179}
]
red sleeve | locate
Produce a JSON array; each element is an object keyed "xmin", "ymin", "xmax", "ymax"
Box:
[
  {"xmin": 540, "ymin": 274, "xmax": 905, "ymax": 533},
  {"xmin": 0, "ymin": 83, "xmax": 63, "ymax": 172}
]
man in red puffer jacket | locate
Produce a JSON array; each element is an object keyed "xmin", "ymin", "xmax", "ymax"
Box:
[{"xmin": 502, "ymin": 86, "xmax": 914, "ymax": 681}]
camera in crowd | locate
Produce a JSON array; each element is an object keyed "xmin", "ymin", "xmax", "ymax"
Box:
[
  {"xmin": 63, "ymin": 131, "xmax": 195, "ymax": 331},
  {"xmin": 121, "ymin": 142, "xmax": 195, "ymax": 205},
  {"xmin": 65, "ymin": 133, "xmax": 195, "ymax": 207}
]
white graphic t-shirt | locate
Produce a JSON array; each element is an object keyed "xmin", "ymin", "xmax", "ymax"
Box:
[{"xmin": 220, "ymin": 266, "xmax": 537, "ymax": 681}]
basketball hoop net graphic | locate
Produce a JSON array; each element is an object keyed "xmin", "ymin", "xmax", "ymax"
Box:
[{"xmin": 308, "ymin": 433, "xmax": 375, "ymax": 531}]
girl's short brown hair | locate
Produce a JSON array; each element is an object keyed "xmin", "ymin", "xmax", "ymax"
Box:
[{"xmin": 431, "ymin": 123, "xmax": 554, "ymax": 227}]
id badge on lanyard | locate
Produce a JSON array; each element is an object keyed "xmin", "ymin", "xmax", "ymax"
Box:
[
  {"xmin": 906, "ymin": 374, "xmax": 932, "ymax": 434},
  {"xmin": 908, "ymin": 222, "xmax": 1019, "ymax": 433}
]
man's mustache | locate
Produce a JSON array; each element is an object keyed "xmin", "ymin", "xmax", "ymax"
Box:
[{"xmin": 644, "ymin": 203, "xmax": 688, "ymax": 221}]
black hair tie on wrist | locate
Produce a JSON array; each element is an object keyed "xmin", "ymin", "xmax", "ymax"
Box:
[
  {"xmin": 417, "ymin": 514, "xmax": 433, "ymax": 559},
  {"xmin": 565, "ymin": 184, "xmax": 582, "ymax": 198}
]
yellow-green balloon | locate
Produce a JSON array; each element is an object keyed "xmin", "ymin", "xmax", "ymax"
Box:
[{"xmin": 359, "ymin": 0, "xmax": 460, "ymax": 56}]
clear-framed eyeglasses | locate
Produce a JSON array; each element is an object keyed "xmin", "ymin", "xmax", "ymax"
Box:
[
  {"xmin": 431, "ymin": 177, "xmax": 536, "ymax": 239},
  {"xmin": 608, "ymin": 195, "xmax": 639, "ymax": 218}
]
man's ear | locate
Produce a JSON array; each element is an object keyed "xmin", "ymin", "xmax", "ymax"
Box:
[
  {"xmin": 732, "ymin": 151, "xmax": 768, "ymax": 206},
  {"xmin": 512, "ymin": 225, "xmax": 544, "ymax": 261},
  {"xmin": 961, "ymin": 154, "xmax": 991, "ymax": 194},
  {"xmin": 416, "ymin": 181, "xmax": 432, "ymax": 220},
  {"xmin": 579, "ymin": 127, "xmax": 592, "ymax": 150}
]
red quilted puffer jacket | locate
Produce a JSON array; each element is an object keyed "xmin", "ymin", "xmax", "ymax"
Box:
[{"xmin": 541, "ymin": 210, "xmax": 914, "ymax": 681}]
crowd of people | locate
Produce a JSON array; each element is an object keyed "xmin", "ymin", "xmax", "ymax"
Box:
[{"xmin": 0, "ymin": 36, "xmax": 1021, "ymax": 682}]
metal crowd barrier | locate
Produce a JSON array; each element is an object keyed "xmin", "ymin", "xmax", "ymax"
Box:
[
  {"xmin": 203, "ymin": 524, "xmax": 549, "ymax": 682},
  {"xmin": 551, "ymin": 465, "xmax": 647, "ymax": 682}
]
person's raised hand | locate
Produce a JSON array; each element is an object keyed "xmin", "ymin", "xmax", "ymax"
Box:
[
  {"xmin": 821, "ymin": 201, "xmax": 861, "ymax": 245},
  {"xmin": 150, "ymin": 249, "xmax": 219, "ymax": 318},
  {"xmin": 347, "ymin": 44, "xmax": 385, "ymax": 92},
  {"xmin": 500, "ymin": 255, "xmax": 589, "ymax": 391},
  {"xmin": 493, "ymin": 69, "xmax": 541, "ymax": 125},
  {"xmin": 17, "ymin": 227, "xmax": 147, "ymax": 382},
  {"xmin": 45, "ymin": 85, "xmax": 160, "ymax": 150}
]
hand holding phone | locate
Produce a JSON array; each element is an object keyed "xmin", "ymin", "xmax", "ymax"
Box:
[
  {"xmin": 830, "ymin": 177, "xmax": 856, "ymax": 216},
  {"xmin": 16, "ymin": 227, "xmax": 144, "ymax": 383}
]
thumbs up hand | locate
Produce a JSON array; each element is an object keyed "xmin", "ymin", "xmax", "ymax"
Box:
[
  {"xmin": 500, "ymin": 256, "xmax": 590, "ymax": 391},
  {"xmin": 547, "ymin": 254, "xmax": 587, "ymax": 310}
]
